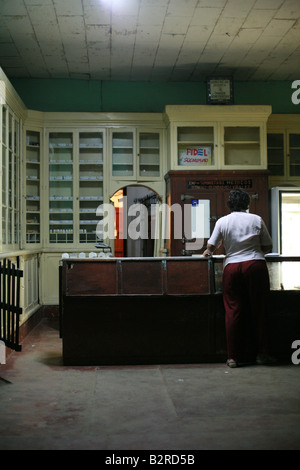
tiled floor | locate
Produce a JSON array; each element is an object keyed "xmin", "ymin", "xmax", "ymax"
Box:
[{"xmin": 0, "ymin": 318, "xmax": 300, "ymax": 450}]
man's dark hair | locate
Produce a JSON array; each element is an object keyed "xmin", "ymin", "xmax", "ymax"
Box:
[{"xmin": 227, "ymin": 189, "xmax": 250, "ymax": 212}]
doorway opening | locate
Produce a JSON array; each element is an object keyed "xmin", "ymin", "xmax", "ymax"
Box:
[{"xmin": 110, "ymin": 185, "xmax": 162, "ymax": 257}]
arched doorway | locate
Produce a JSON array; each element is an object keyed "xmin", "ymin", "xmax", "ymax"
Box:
[{"xmin": 110, "ymin": 185, "xmax": 162, "ymax": 257}]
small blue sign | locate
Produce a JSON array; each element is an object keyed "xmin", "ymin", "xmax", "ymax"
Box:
[{"xmin": 191, "ymin": 199, "xmax": 199, "ymax": 206}]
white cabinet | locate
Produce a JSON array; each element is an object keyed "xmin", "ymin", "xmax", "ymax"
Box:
[
  {"xmin": 25, "ymin": 129, "xmax": 41, "ymax": 244},
  {"xmin": 1, "ymin": 105, "xmax": 20, "ymax": 250},
  {"xmin": 165, "ymin": 105, "xmax": 271, "ymax": 171},
  {"xmin": 222, "ymin": 125, "xmax": 261, "ymax": 166},
  {"xmin": 48, "ymin": 131, "xmax": 74, "ymax": 244},
  {"xmin": 78, "ymin": 131, "xmax": 104, "ymax": 244},
  {"xmin": 267, "ymin": 115, "xmax": 300, "ymax": 187},
  {"xmin": 46, "ymin": 129, "xmax": 105, "ymax": 247},
  {"xmin": 23, "ymin": 118, "xmax": 165, "ymax": 251},
  {"xmin": 176, "ymin": 124, "xmax": 216, "ymax": 167},
  {"xmin": 110, "ymin": 128, "xmax": 162, "ymax": 180},
  {"xmin": 289, "ymin": 132, "xmax": 300, "ymax": 177},
  {"xmin": 267, "ymin": 132, "xmax": 284, "ymax": 179},
  {"xmin": 111, "ymin": 129, "xmax": 135, "ymax": 178},
  {"xmin": 138, "ymin": 130, "xmax": 161, "ymax": 179}
]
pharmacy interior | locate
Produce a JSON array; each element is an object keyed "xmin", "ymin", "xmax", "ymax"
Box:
[{"xmin": 0, "ymin": 68, "xmax": 300, "ymax": 364}]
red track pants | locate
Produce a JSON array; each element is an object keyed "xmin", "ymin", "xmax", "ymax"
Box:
[{"xmin": 222, "ymin": 260, "xmax": 270, "ymax": 360}]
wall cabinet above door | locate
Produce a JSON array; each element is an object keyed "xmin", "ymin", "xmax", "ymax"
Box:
[
  {"xmin": 267, "ymin": 114, "xmax": 300, "ymax": 188},
  {"xmin": 165, "ymin": 105, "xmax": 272, "ymax": 171},
  {"xmin": 110, "ymin": 128, "xmax": 162, "ymax": 181},
  {"xmin": 23, "ymin": 112, "xmax": 166, "ymax": 251}
]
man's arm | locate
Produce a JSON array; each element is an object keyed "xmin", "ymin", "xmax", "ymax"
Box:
[{"xmin": 203, "ymin": 243, "xmax": 216, "ymax": 257}]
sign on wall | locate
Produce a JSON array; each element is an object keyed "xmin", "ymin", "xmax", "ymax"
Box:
[{"xmin": 179, "ymin": 146, "xmax": 212, "ymax": 165}]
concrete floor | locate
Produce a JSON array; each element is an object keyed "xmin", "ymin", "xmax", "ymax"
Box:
[{"xmin": 0, "ymin": 318, "xmax": 300, "ymax": 451}]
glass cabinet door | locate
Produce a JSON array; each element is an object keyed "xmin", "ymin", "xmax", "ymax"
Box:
[
  {"xmin": 1, "ymin": 106, "xmax": 7, "ymax": 245},
  {"xmin": 223, "ymin": 126, "xmax": 261, "ymax": 166},
  {"xmin": 288, "ymin": 132, "xmax": 300, "ymax": 177},
  {"xmin": 8, "ymin": 113, "xmax": 13, "ymax": 244},
  {"xmin": 1, "ymin": 106, "xmax": 19, "ymax": 248},
  {"xmin": 48, "ymin": 132, "xmax": 74, "ymax": 244},
  {"xmin": 112, "ymin": 130, "xmax": 135, "ymax": 178},
  {"xmin": 25, "ymin": 130, "xmax": 41, "ymax": 243},
  {"xmin": 138, "ymin": 131, "xmax": 161, "ymax": 178},
  {"xmin": 177, "ymin": 126, "xmax": 215, "ymax": 167},
  {"xmin": 14, "ymin": 120, "xmax": 19, "ymax": 245},
  {"xmin": 267, "ymin": 132, "xmax": 285, "ymax": 177},
  {"xmin": 79, "ymin": 131, "xmax": 104, "ymax": 244}
]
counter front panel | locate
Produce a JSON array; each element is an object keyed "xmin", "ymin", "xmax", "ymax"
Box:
[
  {"xmin": 63, "ymin": 257, "xmax": 211, "ymax": 296},
  {"xmin": 60, "ymin": 256, "xmax": 300, "ymax": 366}
]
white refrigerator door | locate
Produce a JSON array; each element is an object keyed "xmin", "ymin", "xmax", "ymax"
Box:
[{"xmin": 271, "ymin": 187, "xmax": 300, "ymax": 255}]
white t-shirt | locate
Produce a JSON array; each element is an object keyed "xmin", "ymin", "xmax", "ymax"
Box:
[{"xmin": 207, "ymin": 211, "xmax": 273, "ymax": 267}]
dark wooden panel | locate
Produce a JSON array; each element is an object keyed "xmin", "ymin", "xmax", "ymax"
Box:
[
  {"xmin": 268, "ymin": 291, "xmax": 300, "ymax": 360},
  {"xmin": 61, "ymin": 291, "xmax": 300, "ymax": 366},
  {"xmin": 62, "ymin": 295, "xmax": 216, "ymax": 366},
  {"xmin": 165, "ymin": 170, "xmax": 270, "ymax": 256},
  {"xmin": 62, "ymin": 258, "xmax": 211, "ymax": 296},
  {"xmin": 65, "ymin": 261, "xmax": 117, "ymax": 295},
  {"xmin": 121, "ymin": 260, "xmax": 163, "ymax": 294},
  {"xmin": 60, "ymin": 258, "xmax": 300, "ymax": 365},
  {"xmin": 166, "ymin": 259, "xmax": 209, "ymax": 294}
]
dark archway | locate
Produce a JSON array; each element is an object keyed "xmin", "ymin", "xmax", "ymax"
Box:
[{"xmin": 110, "ymin": 184, "xmax": 161, "ymax": 257}]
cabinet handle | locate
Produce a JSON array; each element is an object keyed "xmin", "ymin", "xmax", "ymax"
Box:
[{"xmin": 181, "ymin": 237, "xmax": 196, "ymax": 244}]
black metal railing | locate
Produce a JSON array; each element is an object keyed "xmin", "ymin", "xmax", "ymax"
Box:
[{"xmin": 0, "ymin": 258, "xmax": 23, "ymax": 351}]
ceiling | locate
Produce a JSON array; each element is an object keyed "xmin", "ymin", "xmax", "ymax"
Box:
[{"xmin": 0, "ymin": 0, "xmax": 300, "ymax": 82}]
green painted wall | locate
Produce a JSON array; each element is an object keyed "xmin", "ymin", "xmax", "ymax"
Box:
[{"xmin": 10, "ymin": 78, "xmax": 300, "ymax": 114}]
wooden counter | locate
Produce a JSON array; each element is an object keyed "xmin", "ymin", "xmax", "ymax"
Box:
[
  {"xmin": 60, "ymin": 256, "xmax": 300, "ymax": 366},
  {"xmin": 60, "ymin": 256, "xmax": 213, "ymax": 297}
]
